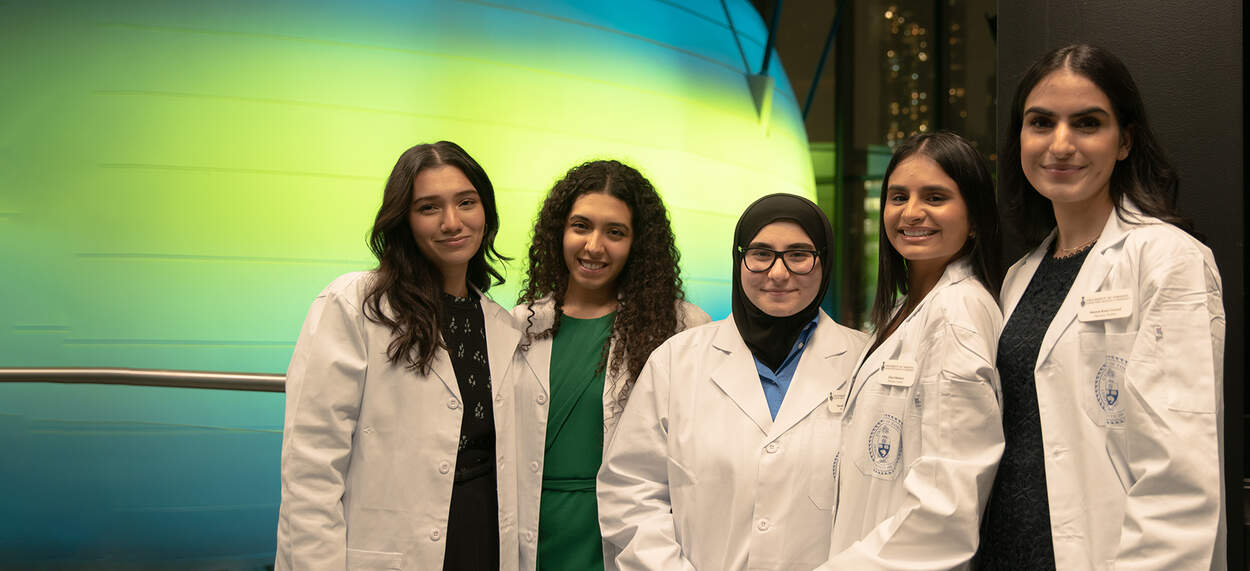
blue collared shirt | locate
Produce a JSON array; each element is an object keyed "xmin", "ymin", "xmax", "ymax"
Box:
[{"xmin": 753, "ymin": 316, "xmax": 819, "ymax": 419}]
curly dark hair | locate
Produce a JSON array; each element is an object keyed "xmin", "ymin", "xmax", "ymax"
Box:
[
  {"xmin": 518, "ymin": 160, "xmax": 687, "ymax": 417},
  {"xmin": 363, "ymin": 141, "xmax": 507, "ymax": 373}
]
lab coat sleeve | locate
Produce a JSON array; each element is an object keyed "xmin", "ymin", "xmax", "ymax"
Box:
[
  {"xmin": 1112, "ymin": 252, "xmax": 1224, "ymax": 570},
  {"xmin": 597, "ymin": 342, "xmax": 697, "ymax": 571},
  {"xmin": 276, "ymin": 285, "xmax": 368, "ymax": 571},
  {"xmin": 818, "ymin": 291, "xmax": 1004, "ymax": 571}
]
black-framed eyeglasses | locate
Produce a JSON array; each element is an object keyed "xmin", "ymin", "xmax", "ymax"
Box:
[{"xmin": 738, "ymin": 246, "xmax": 821, "ymax": 275}]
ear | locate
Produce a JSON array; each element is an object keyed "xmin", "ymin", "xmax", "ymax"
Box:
[{"xmin": 1117, "ymin": 126, "xmax": 1132, "ymax": 161}]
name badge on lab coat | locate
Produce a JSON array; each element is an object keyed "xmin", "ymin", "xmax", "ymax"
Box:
[
  {"xmin": 828, "ymin": 388, "xmax": 849, "ymax": 414},
  {"xmin": 1078, "ymin": 289, "xmax": 1133, "ymax": 322},
  {"xmin": 880, "ymin": 360, "xmax": 917, "ymax": 387}
]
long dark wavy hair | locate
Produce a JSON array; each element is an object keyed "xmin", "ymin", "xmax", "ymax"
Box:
[
  {"xmin": 870, "ymin": 132, "xmax": 1004, "ymax": 335},
  {"xmin": 518, "ymin": 160, "xmax": 686, "ymax": 416},
  {"xmin": 1001, "ymin": 43, "xmax": 1193, "ymax": 252},
  {"xmin": 362, "ymin": 141, "xmax": 508, "ymax": 373}
]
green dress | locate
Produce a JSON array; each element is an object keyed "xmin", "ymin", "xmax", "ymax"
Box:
[{"xmin": 536, "ymin": 312, "xmax": 614, "ymax": 571}]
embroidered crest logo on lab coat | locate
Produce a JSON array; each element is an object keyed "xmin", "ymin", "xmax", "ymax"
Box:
[
  {"xmin": 1094, "ymin": 354, "xmax": 1127, "ymax": 425},
  {"xmin": 867, "ymin": 413, "xmax": 903, "ymax": 478}
]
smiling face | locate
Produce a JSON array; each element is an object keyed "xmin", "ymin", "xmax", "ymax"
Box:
[
  {"xmin": 563, "ymin": 191, "xmax": 634, "ymax": 300},
  {"xmin": 883, "ymin": 154, "xmax": 971, "ymax": 278},
  {"xmin": 408, "ymin": 164, "xmax": 486, "ymax": 293},
  {"xmin": 1020, "ymin": 69, "xmax": 1129, "ymax": 211},
  {"xmin": 740, "ymin": 221, "xmax": 822, "ymax": 317}
]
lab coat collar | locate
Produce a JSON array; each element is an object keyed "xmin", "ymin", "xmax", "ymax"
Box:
[
  {"xmin": 430, "ymin": 286, "xmax": 523, "ymax": 401},
  {"xmin": 1004, "ymin": 199, "xmax": 1157, "ymax": 368},
  {"xmin": 710, "ymin": 311, "xmax": 850, "ymax": 437},
  {"xmin": 768, "ymin": 311, "xmax": 851, "ymax": 440},
  {"xmin": 710, "ymin": 315, "xmax": 775, "ymax": 434},
  {"xmin": 849, "ymin": 258, "xmax": 974, "ymax": 403}
]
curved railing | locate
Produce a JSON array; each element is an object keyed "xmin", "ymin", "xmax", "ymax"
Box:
[{"xmin": 0, "ymin": 367, "xmax": 285, "ymax": 392}]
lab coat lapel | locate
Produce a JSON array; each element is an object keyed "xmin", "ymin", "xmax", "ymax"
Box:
[
  {"xmin": 709, "ymin": 316, "xmax": 773, "ymax": 435},
  {"xmin": 769, "ymin": 312, "xmax": 849, "ymax": 439},
  {"xmin": 429, "ymin": 342, "xmax": 460, "ymax": 400},
  {"xmin": 1035, "ymin": 209, "xmax": 1132, "ymax": 367},
  {"xmin": 517, "ymin": 300, "xmax": 554, "ymax": 400},
  {"xmin": 481, "ymin": 296, "xmax": 523, "ymax": 400}
]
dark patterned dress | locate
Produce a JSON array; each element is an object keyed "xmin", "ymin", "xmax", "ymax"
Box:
[
  {"xmin": 979, "ymin": 244, "xmax": 1093, "ymax": 570},
  {"xmin": 440, "ymin": 291, "xmax": 499, "ymax": 571}
]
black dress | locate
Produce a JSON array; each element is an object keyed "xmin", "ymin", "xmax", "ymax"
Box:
[
  {"xmin": 979, "ymin": 244, "xmax": 1092, "ymax": 570},
  {"xmin": 439, "ymin": 291, "xmax": 499, "ymax": 571}
]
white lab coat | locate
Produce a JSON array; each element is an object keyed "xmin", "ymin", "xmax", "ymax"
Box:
[
  {"xmin": 597, "ymin": 311, "xmax": 868, "ymax": 571},
  {"xmin": 820, "ymin": 258, "xmax": 1004, "ymax": 570},
  {"xmin": 998, "ymin": 203, "xmax": 1225, "ymax": 570},
  {"xmin": 276, "ymin": 272, "xmax": 522, "ymax": 571},
  {"xmin": 511, "ymin": 297, "xmax": 711, "ymax": 570}
]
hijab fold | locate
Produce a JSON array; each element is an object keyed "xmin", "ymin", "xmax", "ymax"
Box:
[{"xmin": 731, "ymin": 193, "xmax": 836, "ymax": 371}]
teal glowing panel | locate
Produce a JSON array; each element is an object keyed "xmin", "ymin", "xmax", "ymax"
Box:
[{"xmin": 0, "ymin": 0, "xmax": 813, "ymax": 564}]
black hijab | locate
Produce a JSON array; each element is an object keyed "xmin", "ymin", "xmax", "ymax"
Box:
[{"xmin": 731, "ymin": 193, "xmax": 835, "ymax": 371}]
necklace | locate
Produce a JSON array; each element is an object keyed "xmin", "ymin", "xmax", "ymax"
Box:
[{"xmin": 1052, "ymin": 237, "xmax": 1097, "ymax": 259}]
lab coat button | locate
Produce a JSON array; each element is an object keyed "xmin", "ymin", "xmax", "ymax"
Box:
[
  {"xmin": 536, "ymin": 394, "xmax": 548, "ymax": 405},
  {"xmin": 757, "ymin": 519, "xmax": 770, "ymax": 531},
  {"xmin": 530, "ymin": 461, "xmax": 540, "ymax": 472},
  {"xmin": 430, "ymin": 528, "xmax": 442, "ymax": 541},
  {"xmin": 439, "ymin": 461, "xmax": 451, "ymax": 474},
  {"xmin": 765, "ymin": 442, "xmax": 780, "ymax": 454},
  {"xmin": 447, "ymin": 398, "xmax": 459, "ymax": 410},
  {"xmin": 524, "ymin": 530, "xmax": 535, "ymax": 542}
]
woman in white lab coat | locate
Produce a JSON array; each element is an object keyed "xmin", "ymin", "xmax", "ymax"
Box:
[
  {"xmin": 598, "ymin": 193, "xmax": 868, "ymax": 570},
  {"xmin": 277, "ymin": 141, "xmax": 522, "ymax": 571},
  {"xmin": 979, "ymin": 44, "xmax": 1225, "ymax": 570},
  {"xmin": 821, "ymin": 132, "xmax": 1005, "ymax": 570},
  {"xmin": 511, "ymin": 160, "xmax": 710, "ymax": 571}
]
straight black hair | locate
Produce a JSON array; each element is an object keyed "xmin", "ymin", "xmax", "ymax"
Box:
[
  {"xmin": 1000, "ymin": 43, "xmax": 1193, "ymax": 251},
  {"xmin": 870, "ymin": 131, "xmax": 1003, "ymax": 335}
]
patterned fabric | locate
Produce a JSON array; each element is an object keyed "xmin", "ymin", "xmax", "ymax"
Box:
[
  {"xmin": 440, "ymin": 291, "xmax": 498, "ymax": 571},
  {"xmin": 979, "ymin": 244, "xmax": 1092, "ymax": 570}
]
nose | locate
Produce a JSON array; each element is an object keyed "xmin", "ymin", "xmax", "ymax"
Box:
[
  {"xmin": 900, "ymin": 197, "xmax": 924, "ymax": 222},
  {"xmin": 583, "ymin": 231, "xmax": 605, "ymax": 254},
  {"xmin": 767, "ymin": 254, "xmax": 792, "ymax": 280},
  {"xmin": 440, "ymin": 208, "xmax": 463, "ymax": 234},
  {"xmin": 1049, "ymin": 122, "xmax": 1076, "ymax": 158}
]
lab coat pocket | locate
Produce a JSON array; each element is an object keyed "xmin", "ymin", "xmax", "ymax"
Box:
[
  {"xmin": 346, "ymin": 548, "xmax": 404, "ymax": 570},
  {"xmin": 1077, "ymin": 331, "xmax": 1135, "ymax": 428},
  {"xmin": 1155, "ymin": 309, "xmax": 1218, "ymax": 414},
  {"xmin": 851, "ymin": 390, "xmax": 908, "ymax": 481}
]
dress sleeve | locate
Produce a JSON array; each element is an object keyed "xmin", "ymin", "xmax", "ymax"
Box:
[
  {"xmin": 1113, "ymin": 251, "xmax": 1224, "ymax": 570},
  {"xmin": 275, "ymin": 286, "xmax": 368, "ymax": 571},
  {"xmin": 819, "ymin": 290, "xmax": 1005, "ymax": 570},
  {"xmin": 597, "ymin": 341, "xmax": 697, "ymax": 571}
]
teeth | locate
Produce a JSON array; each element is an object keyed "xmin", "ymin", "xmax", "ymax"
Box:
[
  {"xmin": 902, "ymin": 229, "xmax": 937, "ymax": 237},
  {"xmin": 579, "ymin": 260, "xmax": 607, "ymax": 270}
]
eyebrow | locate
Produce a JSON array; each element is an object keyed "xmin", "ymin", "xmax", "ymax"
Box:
[
  {"xmin": 569, "ymin": 214, "xmax": 632, "ymax": 230},
  {"xmin": 887, "ymin": 184, "xmax": 954, "ymax": 193},
  {"xmin": 412, "ymin": 189, "xmax": 478, "ymax": 203},
  {"xmin": 1023, "ymin": 106, "xmax": 1110, "ymax": 117},
  {"xmin": 748, "ymin": 241, "xmax": 815, "ymax": 250}
]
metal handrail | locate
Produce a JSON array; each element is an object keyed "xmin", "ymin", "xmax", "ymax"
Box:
[{"xmin": 0, "ymin": 367, "xmax": 285, "ymax": 392}]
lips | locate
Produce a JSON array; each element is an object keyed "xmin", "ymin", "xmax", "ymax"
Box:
[
  {"xmin": 1042, "ymin": 163, "xmax": 1084, "ymax": 175},
  {"xmin": 439, "ymin": 235, "xmax": 471, "ymax": 247},
  {"xmin": 577, "ymin": 259, "xmax": 608, "ymax": 271}
]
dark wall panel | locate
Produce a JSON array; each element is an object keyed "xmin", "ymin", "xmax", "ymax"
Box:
[{"xmin": 997, "ymin": 1, "xmax": 1244, "ymax": 567}]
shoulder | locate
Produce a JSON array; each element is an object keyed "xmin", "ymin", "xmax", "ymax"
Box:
[
  {"xmin": 930, "ymin": 276, "xmax": 1002, "ymax": 333},
  {"xmin": 816, "ymin": 311, "xmax": 870, "ymax": 348},
  {"xmin": 1118, "ymin": 218, "xmax": 1214, "ymax": 267},
  {"xmin": 676, "ymin": 300, "xmax": 714, "ymax": 330},
  {"xmin": 510, "ymin": 296, "xmax": 555, "ymax": 332},
  {"xmin": 314, "ymin": 271, "xmax": 376, "ymax": 308}
]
